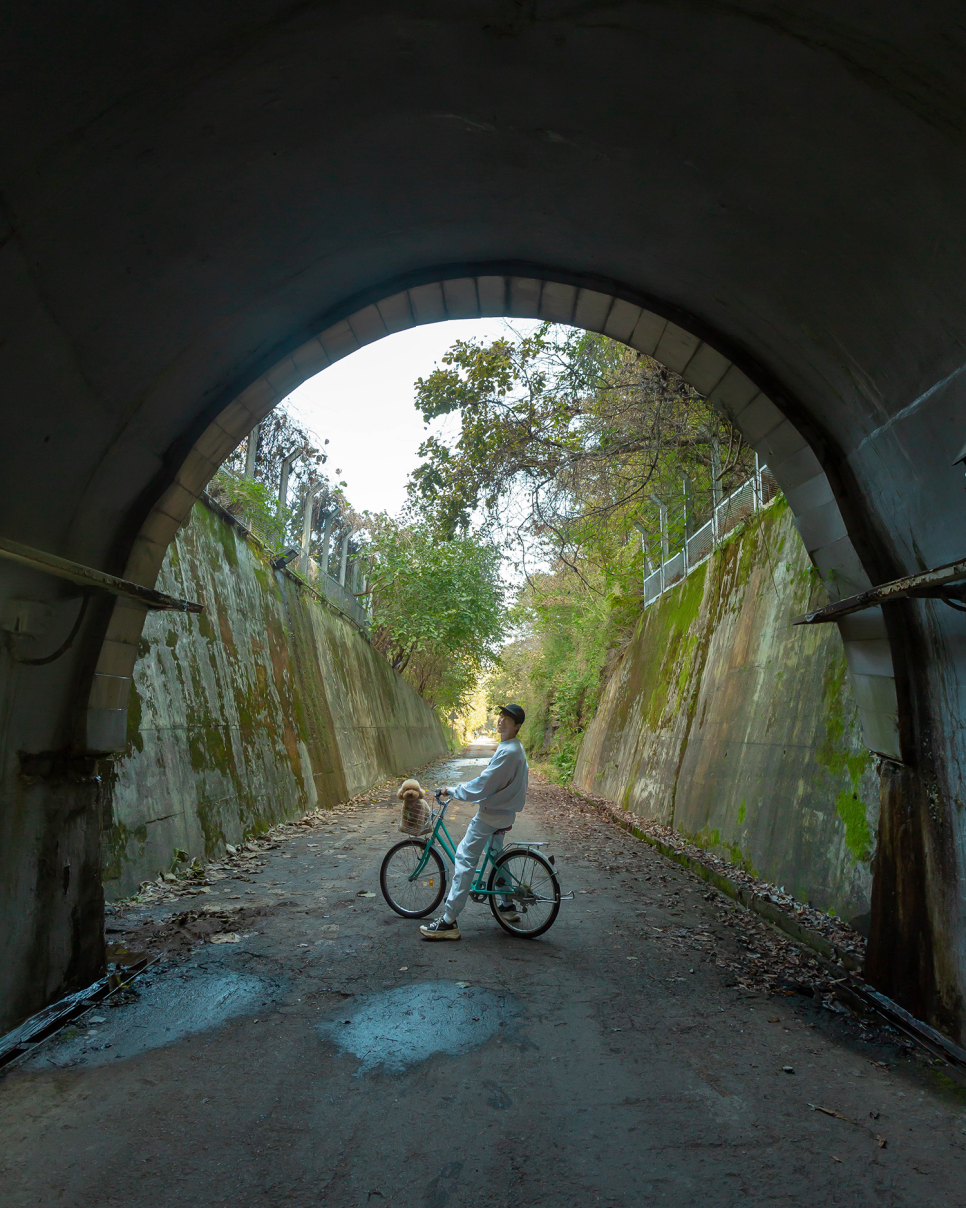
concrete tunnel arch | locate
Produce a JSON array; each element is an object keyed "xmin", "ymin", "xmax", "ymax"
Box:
[
  {"xmin": 4, "ymin": 0, "xmax": 966, "ymax": 1044},
  {"xmin": 90, "ymin": 267, "xmax": 900, "ymax": 772}
]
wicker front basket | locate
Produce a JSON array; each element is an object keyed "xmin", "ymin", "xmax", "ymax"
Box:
[{"xmin": 399, "ymin": 798, "xmax": 431, "ymax": 836}]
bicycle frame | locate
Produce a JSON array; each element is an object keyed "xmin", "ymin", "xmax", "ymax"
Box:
[{"xmin": 406, "ymin": 797, "xmax": 512, "ymax": 898}]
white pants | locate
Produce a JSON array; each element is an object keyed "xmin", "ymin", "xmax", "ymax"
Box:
[{"xmin": 443, "ymin": 812, "xmax": 514, "ymax": 921}]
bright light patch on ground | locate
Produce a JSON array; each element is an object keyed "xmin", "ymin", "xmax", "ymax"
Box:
[{"xmin": 317, "ymin": 980, "xmax": 517, "ymax": 1075}]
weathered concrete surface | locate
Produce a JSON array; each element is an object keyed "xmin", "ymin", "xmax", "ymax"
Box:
[
  {"xmin": 103, "ymin": 500, "xmax": 449, "ymax": 900},
  {"xmin": 576, "ymin": 500, "xmax": 879, "ymax": 927},
  {"xmin": 0, "ymin": 749, "xmax": 962, "ymax": 1207},
  {"xmin": 4, "ymin": 0, "xmax": 966, "ymax": 1052}
]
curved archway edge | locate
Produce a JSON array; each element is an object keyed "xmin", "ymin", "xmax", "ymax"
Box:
[{"xmin": 86, "ymin": 269, "xmax": 901, "ymax": 764}]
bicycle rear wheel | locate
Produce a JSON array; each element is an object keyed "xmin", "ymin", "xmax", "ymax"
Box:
[
  {"xmin": 380, "ymin": 840, "xmax": 446, "ymax": 918},
  {"xmin": 488, "ymin": 848, "xmax": 561, "ymax": 937}
]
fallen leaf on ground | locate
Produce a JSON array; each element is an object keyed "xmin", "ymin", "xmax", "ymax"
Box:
[{"xmin": 209, "ymin": 932, "xmax": 242, "ymax": 944}]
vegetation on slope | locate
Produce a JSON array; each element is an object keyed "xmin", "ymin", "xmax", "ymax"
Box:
[
  {"xmin": 206, "ymin": 325, "xmax": 753, "ymax": 745},
  {"xmin": 208, "ymin": 404, "xmax": 508, "ymax": 720},
  {"xmin": 407, "ymin": 324, "xmax": 754, "ymax": 775}
]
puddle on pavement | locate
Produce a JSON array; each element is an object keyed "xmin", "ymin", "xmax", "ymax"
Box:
[
  {"xmin": 23, "ymin": 964, "xmax": 275, "ymax": 1070},
  {"xmin": 425, "ymin": 761, "xmax": 490, "ymax": 784},
  {"xmin": 318, "ymin": 980, "xmax": 517, "ymax": 1075}
]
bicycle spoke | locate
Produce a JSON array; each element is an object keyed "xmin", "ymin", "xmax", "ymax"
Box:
[
  {"xmin": 380, "ymin": 841, "xmax": 445, "ymax": 918},
  {"xmin": 490, "ymin": 849, "xmax": 561, "ymax": 936}
]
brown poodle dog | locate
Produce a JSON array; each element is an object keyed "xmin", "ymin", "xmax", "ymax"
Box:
[{"xmin": 397, "ymin": 778, "xmax": 431, "ymax": 835}]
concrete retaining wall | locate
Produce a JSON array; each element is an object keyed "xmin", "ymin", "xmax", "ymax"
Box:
[
  {"xmin": 103, "ymin": 500, "xmax": 449, "ymax": 898},
  {"xmin": 575, "ymin": 499, "xmax": 879, "ymax": 926}
]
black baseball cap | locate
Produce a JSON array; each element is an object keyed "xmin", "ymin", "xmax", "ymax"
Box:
[{"xmin": 499, "ymin": 704, "xmax": 526, "ymax": 725}]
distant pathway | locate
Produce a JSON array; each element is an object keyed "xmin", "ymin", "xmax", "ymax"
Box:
[{"xmin": 0, "ymin": 743, "xmax": 962, "ymax": 1206}]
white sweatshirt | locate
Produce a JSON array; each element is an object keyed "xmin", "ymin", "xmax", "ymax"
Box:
[{"xmin": 451, "ymin": 738, "xmax": 529, "ymax": 819}]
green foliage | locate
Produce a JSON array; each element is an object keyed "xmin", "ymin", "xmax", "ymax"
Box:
[
  {"xmin": 208, "ymin": 468, "xmax": 293, "ymax": 550},
  {"xmin": 405, "ymin": 323, "xmax": 756, "ymax": 783},
  {"xmin": 365, "ymin": 513, "xmax": 507, "ymax": 712},
  {"xmin": 409, "ymin": 324, "xmax": 754, "ymax": 570},
  {"xmin": 486, "ymin": 568, "xmax": 615, "ymax": 782},
  {"xmin": 212, "ymin": 405, "xmax": 362, "ymax": 565},
  {"xmin": 219, "ymin": 406, "xmax": 330, "ymax": 513}
]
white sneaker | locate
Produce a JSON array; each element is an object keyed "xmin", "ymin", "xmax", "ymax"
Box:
[{"xmin": 420, "ymin": 917, "xmax": 461, "ymax": 940}]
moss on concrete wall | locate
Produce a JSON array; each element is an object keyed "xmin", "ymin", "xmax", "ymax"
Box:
[
  {"xmin": 103, "ymin": 501, "xmax": 449, "ymax": 898},
  {"xmin": 574, "ymin": 500, "xmax": 878, "ymax": 924}
]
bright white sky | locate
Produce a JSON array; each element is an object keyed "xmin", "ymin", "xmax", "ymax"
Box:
[{"xmin": 284, "ymin": 318, "xmax": 539, "ymax": 517}]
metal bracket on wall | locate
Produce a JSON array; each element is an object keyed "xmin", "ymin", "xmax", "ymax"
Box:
[
  {"xmin": 793, "ymin": 556, "xmax": 966, "ymax": 625},
  {"xmin": 0, "ymin": 535, "xmax": 203, "ymax": 613}
]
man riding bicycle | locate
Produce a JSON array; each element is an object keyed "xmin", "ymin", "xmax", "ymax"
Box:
[{"xmin": 420, "ymin": 704, "xmax": 528, "ymax": 941}]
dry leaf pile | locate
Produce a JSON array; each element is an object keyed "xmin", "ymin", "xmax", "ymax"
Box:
[
  {"xmin": 108, "ymin": 774, "xmax": 404, "ymax": 916},
  {"xmin": 527, "ymin": 776, "xmax": 868, "ymax": 1002}
]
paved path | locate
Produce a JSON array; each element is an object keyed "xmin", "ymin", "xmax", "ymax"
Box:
[{"xmin": 1, "ymin": 742, "xmax": 963, "ymax": 1206}]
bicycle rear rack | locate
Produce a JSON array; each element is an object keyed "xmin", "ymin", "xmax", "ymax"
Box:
[{"xmin": 504, "ymin": 841, "xmax": 572, "ymax": 899}]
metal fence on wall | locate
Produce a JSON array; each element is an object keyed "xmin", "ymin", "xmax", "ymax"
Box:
[
  {"xmin": 315, "ymin": 571, "xmax": 370, "ymax": 630},
  {"xmin": 643, "ymin": 465, "xmax": 780, "ymax": 605}
]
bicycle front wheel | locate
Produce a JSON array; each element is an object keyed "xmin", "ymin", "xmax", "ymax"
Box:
[
  {"xmin": 380, "ymin": 840, "xmax": 446, "ymax": 918},
  {"xmin": 488, "ymin": 848, "xmax": 561, "ymax": 938}
]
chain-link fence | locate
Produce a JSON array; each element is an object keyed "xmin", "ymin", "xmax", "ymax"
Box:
[
  {"xmin": 643, "ymin": 464, "xmax": 782, "ymax": 606},
  {"xmin": 315, "ymin": 572, "xmax": 370, "ymax": 629}
]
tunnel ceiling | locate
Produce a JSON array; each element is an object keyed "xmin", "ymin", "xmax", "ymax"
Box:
[{"xmin": 2, "ymin": 0, "xmax": 966, "ymax": 586}]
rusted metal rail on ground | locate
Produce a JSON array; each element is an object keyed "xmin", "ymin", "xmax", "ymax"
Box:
[
  {"xmin": 0, "ymin": 954, "xmax": 160, "ymax": 1072},
  {"xmin": 0, "ymin": 535, "xmax": 202, "ymax": 613},
  {"xmin": 793, "ymin": 556, "xmax": 966, "ymax": 625}
]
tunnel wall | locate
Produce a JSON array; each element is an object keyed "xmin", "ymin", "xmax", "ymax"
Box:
[
  {"xmin": 102, "ymin": 499, "xmax": 449, "ymax": 900},
  {"xmin": 575, "ymin": 499, "xmax": 879, "ymax": 925}
]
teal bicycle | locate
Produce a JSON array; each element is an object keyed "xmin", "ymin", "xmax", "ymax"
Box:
[{"xmin": 379, "ymin": 790, "xmax": 565, "ymax": 937}]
